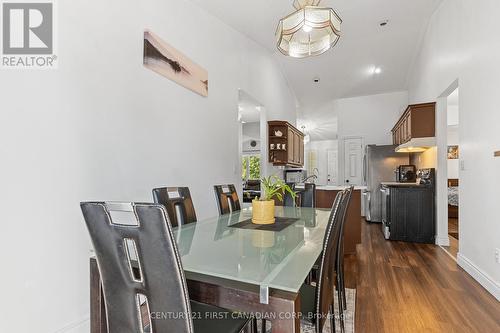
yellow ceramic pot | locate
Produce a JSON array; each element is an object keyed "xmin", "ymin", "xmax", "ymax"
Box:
[{"xmin": 252, "ymin": 200, "xmax": 275, "ymax": 225}]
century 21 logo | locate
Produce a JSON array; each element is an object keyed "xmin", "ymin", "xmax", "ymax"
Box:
[{"xmin": 2, "ymin": 2, "xmax": 53, "ymax": 54}]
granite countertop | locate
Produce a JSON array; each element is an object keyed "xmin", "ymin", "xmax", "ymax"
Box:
[{"xmin": 295, "ymin": 184, "xmax": 367, "ymax": 191}]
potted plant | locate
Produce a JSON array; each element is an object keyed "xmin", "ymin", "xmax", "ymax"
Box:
[{"xmin": 252, "ymin": 175, "xmax": 296, "ymax": 225}]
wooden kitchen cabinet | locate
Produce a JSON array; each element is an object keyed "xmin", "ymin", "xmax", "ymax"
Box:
[
  {"xmin": 268, "ymin": 121, "xmax": 304, "ymax": 167},
  {"xmin": 392, "ymin": 102, "xmax": 435, "ymax": 146},
  {"xmin": 316, "ymin": 189, "xmax": 362, "ymax": 254}
]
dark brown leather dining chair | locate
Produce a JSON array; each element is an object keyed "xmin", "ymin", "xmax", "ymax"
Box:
[
  {"xmin": 80, "ymin": 201, "xmax": 253, "ymax": 333},
  {"xmin": 299, "ymin": 190, "xmax": 346, "ymax": 333},
  {"xmin": 214, "ymin": 184, "xmax": 241, "ymax": 215},
  {"xmin": 152, "ymin": 187, "xmax": 197, "ymax": 227}
]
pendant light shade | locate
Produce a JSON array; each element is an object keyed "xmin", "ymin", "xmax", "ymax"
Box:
[{"xmin": 276, "ymin": 0, "xmax": 342, "ymax": 58}]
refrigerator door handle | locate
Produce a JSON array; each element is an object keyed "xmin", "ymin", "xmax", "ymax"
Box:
[{"xmin": 363, "ymin": 154, "xmax": 367, "ymax": 184}]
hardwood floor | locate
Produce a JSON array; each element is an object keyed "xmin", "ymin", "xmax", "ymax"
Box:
[
  {"xmin": 448, "ymin": 217, "xmax": 459, "ymax": 239},
  {"xmin": 443, "ymin": 235, "xmax": 459, "ymax": 258},
  {"xmin": 344, "ymin": 219, "xmax": 500, "ymax": 333}
]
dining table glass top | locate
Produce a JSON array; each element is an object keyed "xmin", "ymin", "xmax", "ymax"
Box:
[{"xmin": 173, "ymin": 206, "xmax": 331, "ymax": 294}]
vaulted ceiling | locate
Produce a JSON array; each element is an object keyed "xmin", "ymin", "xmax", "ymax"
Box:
[{"xmin": 189, "ymin": 0, "xmax": 443, "ymax": 111}]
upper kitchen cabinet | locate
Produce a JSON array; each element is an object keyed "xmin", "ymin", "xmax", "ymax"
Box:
[
  {"xmin": 268, "ymin": 121, "xmax": 304, "ymax": 167},
  {"xmin": 392, "ymin": 102, "xmax": 436, "ymax": 146}
]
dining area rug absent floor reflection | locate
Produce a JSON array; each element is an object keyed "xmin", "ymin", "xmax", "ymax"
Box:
[{"xmin": 258, "ymin": 288, "xmax": 356, "ymax": 333}]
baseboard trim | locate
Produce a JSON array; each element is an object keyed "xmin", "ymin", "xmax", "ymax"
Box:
[
  {"xmin": 457, "ymin": 253, "xmax": 500, "ymax": 301},
  {"xmin": 435, "ymin": 235, "xmax": 450, "ymax": 246},
  {"xmin": 54, "ymin": 315, "xmax": 90, "ymax": 333}
]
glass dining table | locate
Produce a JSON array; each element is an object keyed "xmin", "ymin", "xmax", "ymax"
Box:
[
  {"xmin": 174, "ymin": 206, "xmax": 331, "ymax": 332},
  {"xmin": 89, "ymin": 206, "xmax": 332, "ymax": 333}
]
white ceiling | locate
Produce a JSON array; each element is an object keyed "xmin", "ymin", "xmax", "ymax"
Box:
[{"xmin": 190, "ymin": 0, "xmax": 443, "ymax": 110}]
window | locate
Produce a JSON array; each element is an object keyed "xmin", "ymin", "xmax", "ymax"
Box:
[{"xmin": 242, "ymin": 155, "xmax": 260, "ymax": 181}]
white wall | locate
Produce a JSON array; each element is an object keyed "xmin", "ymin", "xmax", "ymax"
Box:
[
  {"xmin": 0, "ymin": 0, "xmax": 296, "ymax": 332},
  {"xmin": 305, "ymin": 140, "xmax": 338, "ymax": 185},
  {"xmin": 301, "ymin": 91, "xmax": 409, "ymax": 185},
  {"xmin": 242, "ymin": 122, "xmax": 261, "ymax": 153},
  {"xmin": 335, "ymin": 91, "xmax": 409, "ymax": 145},
  {"xmin": 407, "ymin": 0, "xmax": 500, "ymax": 299},
  {"xmin": 299, "ymin": 91, "xmax": 408, "ymax": 144}
]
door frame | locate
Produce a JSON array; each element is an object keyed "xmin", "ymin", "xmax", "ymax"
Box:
[
  {"xmin": 435, "ymin": 79, "xmax": 459, "ymax": 247},
  {"xmin": 339, "ymin": 136, "xmax": 364, "ymax": 186},
  {"xmin": 237, "ymin": 90, "xmax": 268, "ymax": 200}
]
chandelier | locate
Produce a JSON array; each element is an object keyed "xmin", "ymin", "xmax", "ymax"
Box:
[{"xmin": 276, "ymin": 0, "xmax": 342, "ymax": 58}]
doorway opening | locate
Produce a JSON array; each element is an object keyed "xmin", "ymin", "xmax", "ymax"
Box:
[
  {"xmin": 435, "ymin": 79, "xmax": 460, "ymax": 257},
  {"xmin": 238, "ymin": 90, "xmax": 267, "ymax": 206},
  {"xmin": 446, "ymin": 87, "xmax": 460, "ymax": 256}
]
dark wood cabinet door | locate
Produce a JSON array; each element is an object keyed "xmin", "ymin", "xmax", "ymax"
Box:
[
  {"xmin": 405, "ymin": 115, "xmax": 412, "ymax": 142},
  {"xmin": 287, "ymin": 128, "xmax": 294, "ymax": 164},
  {"xmin": 299, "ymin": 137, "xmax": 304, "ymax": 165},
  {"xmin": 293, "ymin": 132, "xmax": 300, "ymax": 164},
  {"xmin": 389, "ymin": 187, "xmax": 435, "ymax": 243},
  {"xmin": 268, "ymin": 121, "xmax": 305, "ymax": 167}
]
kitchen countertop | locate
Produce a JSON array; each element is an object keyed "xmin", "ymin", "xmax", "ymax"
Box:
[
  {"xmin": 381, "ymin": 182, "xmax": 422, "ymax": 187},
  {"xmin": 295, "ymin": 184, "xmax": 367, "ymax": 191}
]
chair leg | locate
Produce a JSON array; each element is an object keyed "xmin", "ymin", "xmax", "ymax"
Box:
[
  {"xmin": 252, "ymin": 317, "xmax": 258, "ymax": 333},
  {"xmin": 261, "ymin": 319, "xmax": 266, "ymax": 333}
]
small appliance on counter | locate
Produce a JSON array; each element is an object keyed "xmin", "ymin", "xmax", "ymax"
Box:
[
  {"xmin": 397, "ymin": 164, "xmax": 417, "ymax": 183},
  {"xmin": 381, "ymin": 168, "xmax": 435, "ymax": 243},
  {"xmin": 284, "ymin": 169, "xmax": 307, "ymax": 184}
]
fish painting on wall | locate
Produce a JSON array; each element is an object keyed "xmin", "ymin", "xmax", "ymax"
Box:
[{"xmin": 143, "ymin": 30, "xmax": 208, "ymax": 97}]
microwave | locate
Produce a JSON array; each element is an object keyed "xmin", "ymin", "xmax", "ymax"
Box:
[
  {"xmin": 285, "ymin": 169, "xmax": 306, "ymax": 184},
  {"xmin": 397, "ymin": 165, "xmax": 417, "ymax": 183}
]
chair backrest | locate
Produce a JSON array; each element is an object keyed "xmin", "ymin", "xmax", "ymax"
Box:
[
  {"xmin": 214, "ymin": 184, "xmax": 241, "ymax": 215},
  {"xmin": 152, "ymin": 187, "xmax": 197, "ymax": 227},
  {"xmin": 301, "ymin": 183, "xmax": 316, "ymax": 208},
  {"xmin": 314, "ymin": 190, "xmax": 347, "ymax": 333},
  {"xmin": 81, "ymin": 202, "xmax": 193, "ymax": 333},
  {"xmin": 336, "ymin": 186, "xmax": 354, "ymax": 268}
]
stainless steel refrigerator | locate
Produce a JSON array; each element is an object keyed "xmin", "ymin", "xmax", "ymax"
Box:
[{"xmin": 363, "ymin": 145, "xmax": 409, "ymax": 222}]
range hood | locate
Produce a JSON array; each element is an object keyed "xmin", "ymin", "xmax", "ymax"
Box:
[{"xmin": 395, "ymin": 137, "xmax": 436, "ymax": 153}]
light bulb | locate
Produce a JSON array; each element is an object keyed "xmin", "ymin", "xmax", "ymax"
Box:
[{"xmin": 303, "ymin": 25, "xmax": 312, "ymax": 33}]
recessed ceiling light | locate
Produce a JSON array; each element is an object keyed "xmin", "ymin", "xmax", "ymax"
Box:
[
  {"xmin": 379, "ymin": 20, "xmax": 389, "ymax": 27},
  {"xmin": 369, "ymin": 66, "xmax": 382, "ymax": 75}
]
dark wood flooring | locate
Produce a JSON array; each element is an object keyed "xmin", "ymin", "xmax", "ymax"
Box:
[{"xmin": 344, "ymin": 219, "xmax": 500, "ymax": 332}]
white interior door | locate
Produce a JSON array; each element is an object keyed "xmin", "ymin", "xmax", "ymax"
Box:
[
  {"xmin": 343, "ymin": 138, "xmax": 363, "ymax": 185},
  {"xmin": 327, "ymin": 150, "xmax": 338, "ymax": 185}
]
